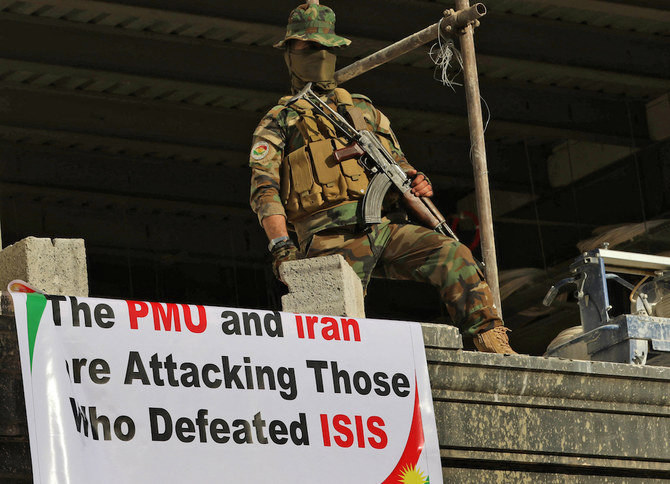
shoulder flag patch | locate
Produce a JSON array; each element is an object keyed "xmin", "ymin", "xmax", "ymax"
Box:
[{"xmin": 251, "ymin": 141, "xmax": 271, "ymax": 160}]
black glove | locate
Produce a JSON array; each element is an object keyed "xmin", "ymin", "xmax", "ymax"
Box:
[{"xmin": 271, "ymin": 239, "xmax": 299, "ymax": 280}]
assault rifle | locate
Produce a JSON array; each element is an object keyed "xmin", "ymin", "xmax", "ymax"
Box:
[{"xmin": 287, "ymin": 82, "xmax": 459, "ymax": 240}]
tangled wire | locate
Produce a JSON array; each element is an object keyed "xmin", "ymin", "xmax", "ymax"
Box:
[{"xmin": 429, "ymin": 18, "xmax": 464, "ymax": 90}]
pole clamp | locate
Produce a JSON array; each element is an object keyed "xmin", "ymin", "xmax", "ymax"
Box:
[{"xmin": 441, "ymin": 3, "xmax": 486, "ymax": 36}]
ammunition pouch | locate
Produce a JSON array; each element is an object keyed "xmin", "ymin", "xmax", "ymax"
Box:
[{"xmin": 280, "ymin": 89, "xmax": 370, "ymax": 220}]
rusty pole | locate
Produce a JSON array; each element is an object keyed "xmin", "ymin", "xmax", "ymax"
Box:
[
  {"xmin": 333, "ymin": 2, "xmax": 502, "ymax": 311},
  {"xmin": 334, "ymin": 4, "xmax": 486, "ymax": 84},
  {"xmin": 453, "ymin": 0, "xmax": 501, "ymax": 312}
]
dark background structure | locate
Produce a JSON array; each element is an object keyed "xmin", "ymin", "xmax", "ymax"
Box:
[{"xmin": 0, "ymin": 0, "xmax": 668, "ymax": 353}]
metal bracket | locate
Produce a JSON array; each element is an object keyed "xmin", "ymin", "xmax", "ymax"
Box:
[{"xmin": 440, "ymin": 4, "xmax": 486, "ymax": 36}]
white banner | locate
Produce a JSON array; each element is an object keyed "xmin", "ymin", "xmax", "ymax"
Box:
[{"xmin": 10, "ymin": 282, "xmax": 442, "ymax": 484}]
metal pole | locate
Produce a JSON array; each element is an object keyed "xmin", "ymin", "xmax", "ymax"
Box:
[
  {"xmin": 454, "ymin": 0, "xmax": 502, "ymax": 312},
  {"xmin": 335, "ymin": 24, "xmax": 439, "ymax": 85},
  {"xmin": 334, "ymin": 4, "xmax": 486, "ymax": 85},
  {"xmin": 332, "ymin": 2, "xmax": 502, "ymax": 312}
]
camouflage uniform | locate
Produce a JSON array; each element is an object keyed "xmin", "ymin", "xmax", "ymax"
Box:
[{"xmin": 249, "ymin": 3, "xmax": 503, "ymax": 336}]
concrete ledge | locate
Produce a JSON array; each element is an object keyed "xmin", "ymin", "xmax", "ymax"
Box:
[
  {"xmin": 430, "ymin": 349, "xmax": 670, "ymax": 481},
  {"xmin": 0, "ymin": 237, "xmax": 88, "ymax": 296},
  {"xmin": 421, "ymin": 322, "xmax": 463, "ymax": 350},
  {"xmin": 280, "ymin": 254, "xmax": 365, "ymax": 318},
  {"xmin": 1, "ymin": 303, "xmax": 669, "ymax": 481}
]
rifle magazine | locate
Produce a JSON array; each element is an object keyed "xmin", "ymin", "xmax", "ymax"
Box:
[{"xmin": 362, "ymin": 173, "xmax": 393, "ymax": 224}]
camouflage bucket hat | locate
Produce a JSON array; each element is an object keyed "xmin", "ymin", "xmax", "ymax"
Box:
[{"xmin": 273, "ymin": 3, "xmax": 351, "ymax": 49}]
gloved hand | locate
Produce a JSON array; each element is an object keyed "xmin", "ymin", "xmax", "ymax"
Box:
[
  {"xmin": 407, "ymin": 169, "xmax": 433, "ymax": 198},
  {"xmin": 271, "ymin": 240, "xmax": 299, "ymax": 281}
]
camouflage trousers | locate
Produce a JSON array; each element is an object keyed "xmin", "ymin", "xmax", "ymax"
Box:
[{"xmin": 302, "ymin": 220, "xmax": 502, "ymax": 336}]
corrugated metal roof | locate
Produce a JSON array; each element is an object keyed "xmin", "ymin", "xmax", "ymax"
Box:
[
  {"xmin": 1, "ymin": 0, "xmax": 666, "ymax": 99},
  {"xmin": 438, "ymin": 0, "xmax": 670, "ymax": 34},
  {"xmin": 0, "ymin": 124, "xmax": 239, "ymax": 165},
  {"xmin": 0, "ymin": 0, "xmax": 661, "ymax": 163}
]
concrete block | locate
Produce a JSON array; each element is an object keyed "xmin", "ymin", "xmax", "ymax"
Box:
[
  {"xmin": 280, "ymin": 254, "xmax": 365, "ymax": 317},
  {"xmin": 0, "ymin": 237, "xmax": 88, "ymax": 296}
]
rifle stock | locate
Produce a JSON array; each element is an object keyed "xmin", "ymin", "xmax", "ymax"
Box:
[{"xmin": 402, "ymin": 191, "xmax": 446, "ymax": 232}]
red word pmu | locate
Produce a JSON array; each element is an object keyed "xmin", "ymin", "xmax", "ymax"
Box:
[{"xmin": 127, "ymin": 301, "xmax": 207, "ymax": 333}]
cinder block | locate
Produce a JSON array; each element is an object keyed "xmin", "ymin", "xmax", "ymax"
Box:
[
  {"xmin": 0, "ymin": 237, "xmax": 88, "ymax": 296},
  {"xmin": 280, "ymin": 254, "xmax": 365, "ymax": 318}
]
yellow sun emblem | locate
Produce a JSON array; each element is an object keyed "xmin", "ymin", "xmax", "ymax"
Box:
[{"xmin": 399, "ymin": 464, "xmax": 429, "ymax": 484}]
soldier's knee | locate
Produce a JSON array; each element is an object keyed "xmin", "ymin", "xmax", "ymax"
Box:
[
  {"xmin": 453, "ymin": 240, "xmax": 475, "ymax": 258},
  {"xmin": 440, "ymin": 238, "xmax": 470, "ymax": 259},
  {"xmin": 437, "ymin": 239, "xmax": 482, "ymax": 274}
]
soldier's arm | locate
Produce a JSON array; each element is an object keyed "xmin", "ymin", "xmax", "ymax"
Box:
[
  {"xmin": 249, "ymin": 106, "xmax": 290, "ymax": 240},
  {"xmin": 375, "ymin": 108, "xmax": 432, "ymax": 197},
  {"xmin": 352, "ymin": 95, "xmax": 411, "ymax": 167},
  {"xmin": 262, "ymin": 215, "xmax": 289, "ymax": 240},
  {"xmin": 353, "ymin": 95, "xmax": 433, "ymax": 197}
]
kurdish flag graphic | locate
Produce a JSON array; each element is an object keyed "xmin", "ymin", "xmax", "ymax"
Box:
[
  {"xmin": 8, "ymin": 280, "xmax": 45, "ymax": 372},
  {"xmin": 383, "ymin": 382, "xmax": 430, "ymax": 484}
]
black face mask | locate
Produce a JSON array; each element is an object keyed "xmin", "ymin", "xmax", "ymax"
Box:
[{"xmin": 284, "ymin": 46, "xmax": 337, "ymax": 93}]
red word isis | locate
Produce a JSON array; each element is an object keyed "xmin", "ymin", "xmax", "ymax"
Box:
[{"xmin": 320, "ymin": 414, "xmax": 387, "ymax": 449}]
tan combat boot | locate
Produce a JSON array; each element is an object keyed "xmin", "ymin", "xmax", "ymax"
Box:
[{"xmin": 474, "ymin": 326, "xmax": 517, "ymax": 354}]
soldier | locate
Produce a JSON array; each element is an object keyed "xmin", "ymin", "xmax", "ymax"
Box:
[{"xmin": 249, "ymin": 3, "xmax": 516, "ymax": 354}]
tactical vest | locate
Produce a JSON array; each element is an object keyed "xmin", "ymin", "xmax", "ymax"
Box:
[{"xmin": 279, "ymin": 88, "xmax": 373, "ymax": 222}]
